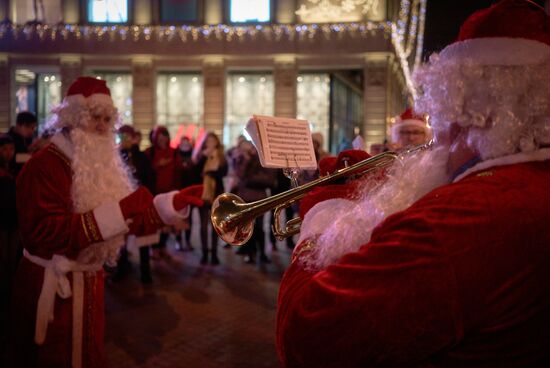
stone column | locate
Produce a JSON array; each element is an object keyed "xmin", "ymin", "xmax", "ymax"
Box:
[
  {"xmin": 202, "ymin": 57, "xmax": 225, "ymax": 138},
  {"xmin": 274, "ymin": 56, "xmax": 297, "ymax": 118},
  {"xmin": 60, "ymin": 55, "xmax": 83, "ymax": 97},
  {"xmin": 0, "ymin": 54, "xmax": 10, "ymax": 131},
  {"xmin": 134, "ymin": 0, "xmax": 152, "ymax": 24},
  {"xmin": 132, "ymin": 56, "xmax": 155, "ymax": 134},
  {"xmin": 276, "ymin": 0, "xmax": 297, "ymax": 23},
  {"xmin": 363, "ymin": 54, "xmax": 390, "ymax": 151},
  {"xmin": 62, "ymin": 0, "xmax": 80, "ymax": 23},
  {"xmin": 205, "ymin": 0, "xmax": 223, "ymax": 24}
]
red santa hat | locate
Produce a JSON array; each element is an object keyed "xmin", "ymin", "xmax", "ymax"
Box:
[
  {"xmin": 391, "ymin": 108, "xmax": 430, "ymax": 143},
  {"xmin": 64, "ymin": 76, "xmax": 114, "ymax": 108},
  {"xmin": 438, "ymin": 0, "xmax": 550, "ymax": 65},
  {"xmin": 47, "ymin": 76, "xmax": 118, "ymax": 131}
]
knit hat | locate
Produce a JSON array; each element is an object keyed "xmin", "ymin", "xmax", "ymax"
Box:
[{"xmin": 391, "ymin": 108, "xmax": 430, "ymax": 143}]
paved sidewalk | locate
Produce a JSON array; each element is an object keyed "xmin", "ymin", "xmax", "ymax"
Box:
[{"xmin": 104, "ymin": 215, "xmax": 292, "ymax": 368}]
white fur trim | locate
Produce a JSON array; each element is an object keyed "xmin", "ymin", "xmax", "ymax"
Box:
[
  {"xmin": 64, "ymin": 93, "xmax": 114, "ymax": 107},
  {"xmin": 92, "ymin": 201, "xmax": 129, "ymax": 240},
  {"xmin": 439, "ymin": 38, "xmax": 550, "ymax": 66},
  {"xmin": 50, "ymin": 133, "xmax": 74, "ymax": 160},
  {"xmin": 298, "ymin": 198, "xmax": 355, "ymax": 245},
  {"xmin": 86, "ymin": 93, "xmax": 114, "ymax": 106},
  {"xmin": 153, "ymin": 191, "xmax": 191, "ymax": 226},
  {"xmin": 454, "ymin": 148, "xmax": 550, "ymax": 183}
]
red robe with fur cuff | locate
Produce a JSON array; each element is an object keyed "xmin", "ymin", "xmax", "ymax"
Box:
[
  {"xmin": 11, "ymin": 143, "xmax": 109, "ymax": 367},
  {"xmin": 10, "ymin": 143, "xmax": 168, "ymax": 368},
  {"xmin": 277, "ymin": 160, "xmax": 550, "ymax": 367}
]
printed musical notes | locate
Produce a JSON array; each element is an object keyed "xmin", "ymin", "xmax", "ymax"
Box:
[{"xmin": 245, "ymin": 115, "xmax": 317, "ymax": 169}]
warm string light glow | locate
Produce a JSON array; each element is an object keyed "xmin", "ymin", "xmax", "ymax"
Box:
[
  {"xmin": 0, "ymin": 22, "xmax": 389, "ymax": 43},
  {"xmin": 390, "ymin": 0, "xmax": 426, "ymax": 97},
  {"xmin": 0, "ymin": 1, "xmax": 425, "ymax": 96}
]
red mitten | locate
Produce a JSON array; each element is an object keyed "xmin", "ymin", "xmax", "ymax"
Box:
[
  {"xmin": 119, "ymin": 186, "xmax": 154, "ymax": 219},
  {"xmin": 173, "ymin": 184, "xmax": 204, "ymax": 211}
]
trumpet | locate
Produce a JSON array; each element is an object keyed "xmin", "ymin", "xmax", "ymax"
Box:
[{"xmin": 211, "ymin": 143, "xmax": 431, "ymax": 246}]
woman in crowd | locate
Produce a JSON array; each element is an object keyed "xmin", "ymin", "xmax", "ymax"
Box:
[{"xmin": 194, "ymin": 132, "xmax": 227, "ymax": 265}]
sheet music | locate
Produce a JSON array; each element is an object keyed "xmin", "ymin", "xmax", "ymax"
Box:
[{"xmin": 246, "ymin": 115, "xmax": 317, "ymax": 170}]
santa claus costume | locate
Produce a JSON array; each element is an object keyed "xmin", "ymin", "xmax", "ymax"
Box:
[
  {"xmin": 10, "ymin": 77, "xmax": 202, "ymax": 368},
  {"xmin": 277, "ymin": 1, "xmax": 550, "ymax": 367},
  {"xmin": 390, "ymin": 108, "xmax": 432, "ymax": 150}
]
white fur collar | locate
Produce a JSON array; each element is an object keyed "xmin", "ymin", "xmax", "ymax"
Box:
[
  {"xmin": 453, "ymin": 148, "xmax": 550, "ymax": 183},
  {"xmin": 50, "ymin": 132, "xmax": 74, "ymax": 161}
]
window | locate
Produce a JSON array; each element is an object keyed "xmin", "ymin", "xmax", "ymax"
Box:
[
  {"xmin": 11, "ymin": 0, "xmax": 63, "ymax": 24},
  {"xmin": 87, "ymin": 0, "xmax": 128, "ymax": 23},
  {"xmin": 90, "ymin": 73, "xmax": 133, "ymax": 124},
  {"xmin": 225, "ymin": 73, "xmax": 274, "ymax": 147},
  {"xmin": 297, "ymin": 73, "xmax": 330, "ymax": 152},
  {"xmin": 14, "ymin": 69, "xmax": 62, "ymax": 132},
  {"xmin": 160, "ymin": 0, "xmax": 199, "ymax": 23},
  {"xmin": 229, "ymin": 0, "xmax": 271, "ymax": 23},
  {"xmin": 156, "ymin": 73, "xmax": 204, "ymax": 139}
]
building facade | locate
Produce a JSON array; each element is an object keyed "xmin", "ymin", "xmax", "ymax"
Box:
[{"xmin": 0, "ymin": 0, "xmax": 425, "ymax": 152}]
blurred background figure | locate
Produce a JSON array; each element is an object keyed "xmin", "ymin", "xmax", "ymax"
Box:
[
  {"xmin": 311, "ymin": 132, "xmax": 329, "ymax": 161},
  {"xmin": 233, "ymin": 140, "xmax": 276, "ymax": 264},
  {"xmin": 0, "ymin": 134, "xmax": 18, "ymax": 350},
  {"xmin": 390, "ymin": 108, "xmax": 432, "ymax": 150},
  {"xmin": 176, "ymin": 135, "xmax": 201, "ymax": 251},
  {"xmin": 114, "ymin": 124, "xmax": 156, "ymax": 284},
  {"xmin": 194, "ymin": 132, "xmax": 227, "ymax": 265},
  {"xmin": 146, "ymin": 125, "xmax": 182, "ymax": 259},
  {"xmin": 7, "ymin": 111, "xmax": 37, "ymax": 177}
]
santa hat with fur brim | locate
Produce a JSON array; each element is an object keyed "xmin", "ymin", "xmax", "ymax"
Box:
[
  {"xmin": 439, "ymin": 0, "xmax": 550, "ymax": 65},
  {"xmin": 47, "ymin": 76, "xmax": 117, "ymax": 131},
  {"xmin": 64, "ymin": 76, "xmax": 114, "ymax": 107},
  {"xmin": 391, "ymin": 108, "xmax": 430, "ymax": 143}
]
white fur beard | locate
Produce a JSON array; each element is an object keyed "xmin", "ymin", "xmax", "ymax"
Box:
[
  {"xmin": 70, "ymin": 128, "xmax": 135, "ymax": 265},
  {"xmin": 298, "ymin": 146, "xmax": 451, "ymax": 270}
]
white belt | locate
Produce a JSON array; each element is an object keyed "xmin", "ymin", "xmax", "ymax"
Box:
[{"xmin": 23, "ymin": 249, "xmax": 103, "ymax": 368}]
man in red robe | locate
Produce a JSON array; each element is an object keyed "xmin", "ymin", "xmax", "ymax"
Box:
[
  {"xmin": 277, "ymin": 1, "xmax": 550, "ymax": 367},
  {"xmin": 9, "ymin": 76, "xmax": 203, "ymax": 367}
]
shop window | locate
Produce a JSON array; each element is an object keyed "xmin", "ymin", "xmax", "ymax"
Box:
[
  {"xmin": 14, "ymin": 69, "xmax": 61, "ymax": 132},
  {"xmin": 225, "ymin": 73, "xmax": 274, "ymax": 147},
  {"xmin": 90, "ymin": 73, "xmax": 133, "ymax": 124},
  {"xmin": 229, "ymin": 0, "xmax": 271, "ymax": 23},
  {"xmin": 87, "ymin": 0, "xmax": 128, "ymax": 23},
  {"xmin": 156, "ymin": 73, "xmax": 204, "ymax": 140},
  {"xmin": 160, "ymin": 0, "xmax": 199, "ymax": 23},
  {"xmin": 297, "ymin": 73, "xmax": 330, "ymax": 152},
  {"xmin": 11, "ymin": 0, "xmax": 63, "ymax": 24}
]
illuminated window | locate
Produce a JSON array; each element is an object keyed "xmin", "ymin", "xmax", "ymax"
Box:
[
  {"xmin": 88, "ymin": 0, "xmax": 128, "ymax": 23},
  {"xmin": 12, "ymin": 0, "xmax": 63, "ymax": 24},
  {"xmin": 160, "ymin": 0, "xmax": 199, "ymax": 23},
  {"xmin": 225, "ymin": 73, "xmax": 274, "ymax": 147},
  {"xmin": 14, "ymin": 69, "xmax": 62, "ymax": 131},
  {"xmin": 90, "ymin": 72, "xmax": 133, "ymax": 124},
  {"xmin": 297, "ymin": 73, "xmax": 330, "ymax": 152},
  {"xmin": 229, "ymin": 0, "xmax": 271, "ymax": 23},
  {"xmin": 156, "ymin": 73, "xmax": 204, "ymax": 139}
]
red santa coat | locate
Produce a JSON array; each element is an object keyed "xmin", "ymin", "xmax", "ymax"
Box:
[
  {"xmin": 10, "ymin": 137, "xmax": 175, "ymax": 368},
  {"xmin": 12, "ymin": 143, "xmax": 110, "ymax": 367},
  {"xmin": 277, "ymin": 155, "xmax": 550, "ymax": 367}
]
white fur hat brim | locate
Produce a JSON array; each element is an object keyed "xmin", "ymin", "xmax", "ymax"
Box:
[{"xmin": 439, "ymin": 37, "xmax": 550, "ymax": 66}]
